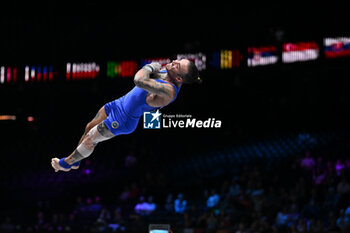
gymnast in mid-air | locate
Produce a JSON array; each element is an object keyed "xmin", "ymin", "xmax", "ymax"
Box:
[{"xmin": 51, "ymin": 59, "xmax": 200, "ymax": 172}]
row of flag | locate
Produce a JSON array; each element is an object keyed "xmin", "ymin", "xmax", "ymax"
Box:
[
  {"xmin": 66, "ymin": 62, "xmax": 100, "ymax": 80},
  {"xmin": 107, "ymin": 54, "xmax": 206, "ymax": 79},
  {"xmin": 1, "ymin": 37, "xmax": 350, "ymax": 84},
  {"xmin": 246, "ymin": 37, "xmax": 350, "ymax": 67}
]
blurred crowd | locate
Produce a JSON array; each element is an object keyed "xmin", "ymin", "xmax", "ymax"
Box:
[{"xmin": 1, "ymin": 144, "xmax": 350, "ymax": 233}]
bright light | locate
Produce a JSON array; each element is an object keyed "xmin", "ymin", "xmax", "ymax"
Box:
[
  {"xmin": 0, "ymin": 66, "xmax": 4, "ymax": 84},
  {"xmin": 27, "ymin": 116, "xmax": 35, "ymax": 122},
  {"xmin": 25, "ymin": 66, "xmax": 29, "ymax": 82},
  {"xmin": 0, "ymin": 115, "xmax": 16, "ymax": 121}
]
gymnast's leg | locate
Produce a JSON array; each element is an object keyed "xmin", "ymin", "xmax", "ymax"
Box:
[
  {"xmin": 57, "ymin": 106, "xmax": 108, "ymax": 170},
  {"xmin": 77, "ymin": 106, "xmax": 108, "ymax": 146},
  {"xmin": 51, "ymin": 104, "xmax": 115, "ymax": 172},
  {"xmin": 51, "ymin": 121, "xmax": 115, "ymax": 172}
]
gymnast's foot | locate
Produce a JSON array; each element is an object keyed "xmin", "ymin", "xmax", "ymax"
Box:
[{"xmin": 51, "ymin": 158, "xmax": 71, "ymax": 172}]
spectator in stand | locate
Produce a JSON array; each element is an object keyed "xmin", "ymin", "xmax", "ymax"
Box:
[
  {"xmin": 134, "ymin": 196, "xmax": 146, "ymax": 215},
  {"xmin": 343, "ymin": 206, "xmax": 350, "ymax": 230},
  {"xmin": 174, "ymin": 193, "xmax": 187, "ymax": 214},
  {"xmin": 312, "ymin": 167, "xmax": 327, "ymax": 186},
  {"xmin": 286, "ymin": 204, "xmax": 299, "ymax": 228},
  {"xmin": 96, "ymin": 207, "xmax": 111, "ymax": 224},
  {"xmin": 274, "ymin": 207, "xmax": 289, "ymax": 231},
  {"xmin": 134, "ymin": 196, "xmax": 156, "ymax": 215},
  {"xmin": 106, "ymin": 209, "xmax": 126, "ymax": 232},
  {"xmin": 85, "ymin": 197, "xmax": 95, "ymax": 213},
  {"xmin": 229, "ymin": 177, "xmax": 241, "ymax": 197},
  {"xmin": 7, "ymin": 136, "xmax": 350, "ymax": 233},
  {"xmin": 110, "ymin": 207, "xmax": 125, "ymax": 229},
  {"xmin": 336, "ymin": 209, "xmax": 346, "ymax": 230},
  {"xmin": 335, "ymin": 159, "xmax": 346, "ymax": 176},
  {"xmin": 91, "ymin": 196, "xmax": 102, "ymax": 213},
  {"xmin": 95, "ymin": 207, "xmax": 111, "ymax": 232},
  {"xmin": 207, "ymin": 189, "xmax": 220, "ymax": 208},
  {"xmin": 296, "ymin": 219, "xmax": 307, "ymax": 232},
  {"xmin": 164, "ymin": 193, "xmax": 173, "ymax": 213},
  {"xmin": 300, "ymin": 151, "xmax": 316, "ymax": 171},
  {"xmin": 146, "ymin": 196, "xmax": 156, "ymax": 213},
  {"xmin": 345, "ymin": 206, "xmax": 350, "ymax": 217}
]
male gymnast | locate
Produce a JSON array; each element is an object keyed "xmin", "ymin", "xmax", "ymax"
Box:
[{"xmin": 51, "ymin": 59, "xmax": 200, "ymax": 172}]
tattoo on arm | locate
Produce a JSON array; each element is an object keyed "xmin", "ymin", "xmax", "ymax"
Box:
[
  {"xmin": 134, "ymin": 69, "xmax": 173, "ymax": 97},
  {"xmin": 136, "ymin": 79, "xmax": 168, "ymax": 95}
]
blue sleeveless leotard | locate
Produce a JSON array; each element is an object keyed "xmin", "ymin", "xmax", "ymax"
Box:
[{"xmin": 104, "ymin": 77, "xmax": 180, "ymax": 135}]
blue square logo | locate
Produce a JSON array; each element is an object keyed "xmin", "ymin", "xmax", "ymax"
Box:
[{"xmin": 143, "ymin": 110, "xmax": 162, "ymax": 129}]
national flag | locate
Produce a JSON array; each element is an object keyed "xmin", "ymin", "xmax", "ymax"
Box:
[
  {"xmin": 247, "ymin": 46, "xmax": 278, "ymax": 67},
  {"xmin": 282, "ymin": 42, "xmax": 319, "ymax": 63},
  {"xmin": 324, "ymin": 37, "xmax": 350, "ymax": 58}
]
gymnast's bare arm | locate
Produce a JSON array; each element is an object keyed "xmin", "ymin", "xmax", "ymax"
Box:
[{"xmin": 134, "ymin": 63, "xmax": 175, "ymax": 105}]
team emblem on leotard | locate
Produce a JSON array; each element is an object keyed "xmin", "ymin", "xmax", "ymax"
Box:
[{"xmin": 111, "ymin": 121, "xmax": 119, "ymax": 129}]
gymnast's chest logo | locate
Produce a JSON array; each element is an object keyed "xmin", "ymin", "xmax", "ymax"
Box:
[{"xmin": 143, "ymin": 110, "xmax": 162, "ymax": 129}]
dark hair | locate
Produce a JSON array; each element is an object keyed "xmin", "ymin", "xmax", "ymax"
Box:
[{"xmin": 182, "ymin": 61, "xmax": 202, "ymax": 84}]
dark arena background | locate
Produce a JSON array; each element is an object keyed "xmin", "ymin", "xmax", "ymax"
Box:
[{"xmin": 1, "ymin": 3, "xmax": 350, "ymax": 233}]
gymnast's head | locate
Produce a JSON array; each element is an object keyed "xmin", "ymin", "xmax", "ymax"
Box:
[{"xmin": 165, "ymin": 59, "xmax": 201, "ymax": 85}]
